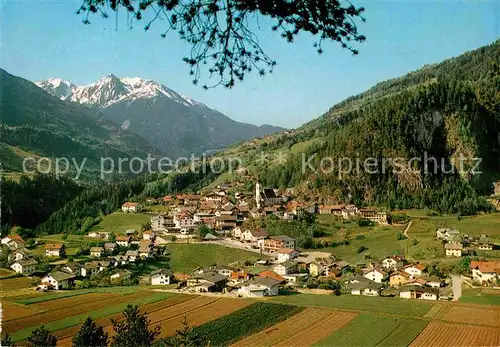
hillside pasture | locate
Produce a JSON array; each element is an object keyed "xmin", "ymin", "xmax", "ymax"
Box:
[
  {"xmin": 167, "ymin": 244, "xmax": 263, "ymax": 273},
  {"xmin": 89, "ymin": 212, "xmax": 151, "ymax": 234}
]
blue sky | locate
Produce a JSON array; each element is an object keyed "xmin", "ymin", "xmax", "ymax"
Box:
[{"xmin": 2, "ymin": 0, "xmax": 499, "ymax": 128}]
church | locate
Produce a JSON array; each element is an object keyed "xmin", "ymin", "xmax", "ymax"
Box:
[{"xmin": 255, "ymin": 181, "xmax": 284, "ymax": 208}]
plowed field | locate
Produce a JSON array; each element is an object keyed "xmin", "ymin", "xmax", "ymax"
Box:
[
  {"xmin": 410, "ymin": 322, "xmax": 500, "ymax": 346},
  {"xmin": 441, "ymin": 306, "xmax": 500, "ymax": 327},
  {"xmin": 233, "ymin": 308, "xmax": 356, "ymax": 347}
]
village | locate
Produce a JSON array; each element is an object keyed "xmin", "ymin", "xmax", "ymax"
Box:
[{"xmin": 1, "ymin": 180, "xmax": 499, "ymax": 303}]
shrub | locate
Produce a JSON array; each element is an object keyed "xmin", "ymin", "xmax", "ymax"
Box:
[{"xmin": 357, "ymin": 246, "xmax": 368, "ymax": 254}]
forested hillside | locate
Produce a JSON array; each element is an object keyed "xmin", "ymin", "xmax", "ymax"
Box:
[{"xmin": 215, "ymin": 41, "xmax": 500, "ymax": 215}]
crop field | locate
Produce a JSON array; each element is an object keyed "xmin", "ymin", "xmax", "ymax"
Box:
[
  {"xmin": 233, "ymin": 308, "xmax": 356, "ymax": 347},
  {"xmin": 440, "ymin": 306, "xmax": 500, "ymax": 327},
  {"xmin": 0, "ymin": 302, "xmax": 42, "ymax": 321},
  {"xmin": 315, "ymin": 314, "xmax": 428, "ymax": 347},
  {"xmin": 410, "ymin": 322, "xmax": 500, "ymax": 346},
  {"xmin": 57, "ymin": 296, "xmax": 252, "ymax": 346},
  {"xmin": 460, "ymin": 288, "xmax": 500, "ymax": 306},
  {"xmin": 271, "ymin": 293, "xmax": 433, "ymax": 317},
  {"xmin": 0, "ymin": 277, "xmax": 33, "ymax": 292},
  {"xmin": 0, "ymin": 268, "xmax": 15, "ymax": 277},
  {"xmin": 190, "ymin": 302, "xmax": 304, "ymax": 346}
]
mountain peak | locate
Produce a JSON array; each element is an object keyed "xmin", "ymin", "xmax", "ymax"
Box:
[{"xmin": 37, "ymin": 74, "xmax": 206, "ymax": 109}]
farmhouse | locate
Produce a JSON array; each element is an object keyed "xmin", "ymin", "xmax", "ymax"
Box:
[
  {"xmin": 110, "ymin": 269, "xmax": 132, "ymax": 281},
  {"xmin": 81, "ymin": 263, "xmax": 99, "ymax": 277},
  {"xmin": 470, "ymin": 261, "xmax": 500, "ymax": 284},
  {"xmin": 1, "ymin": 234, "xmax": 24, "ymax": 245},
  {"xmin": 258, "ymin": 270, "xmax": 286, "ymax": 283},
  {"xmin": 273, "ymin": 261, "xmax": 298, "ymax": 276},
  {"xmin": 104, "ymin": 243, "xmax": 117, "ymax": 252},
  {"xmin": 436, "ymin": 228, "xmax": 460, "ymax": 241},
  {"xmin": 150, "ymin": 268, "xmax": 174, "ymax": 285},
  {"xmin": 444, "ymin": 242, "xmax": 463, "ymax": 257},
  {"xmin": 404, "ymin": 264, "xmax": 426, "ymax": 277},
  {"xmin": 238, "ymin": 277, "xmax": 281, "ymax": 297},
  {"xmin": 121, "ymin": 202, "xmax": 141, "ymax": 213},
  {"xmin": 358, "ymin": 209, "xmax": 388, "ymax": 224},
  {"xmin": 242, "ymin": 229, "xmax": 268, "ymax": 243},
  {"xmin": 173, "ymin": 213, "xmax": 197, "ymax": 232},
  {"xmin": 215, "ymin": 215, "xmax": 238, "ymax": 230},
  {"xmin": 90, "ymin": 247, "xmax": 104, "ymax": 257},
  {"xmin": 381, "ymin": 256, "xmax": 404, "ymax": 271},
  {"xmin": 363, "ymin": 268, "xmax": 387, "ymax": 283},
  {"xmin": 41, "ymin": 271, "xmax": 76, "ymax": 290},
  {"xmin": 45, "ymin": 243, "xmax": 65, "ymax": 257},
  {"xmin": 350, "ymin": 279, "xmax": 382, "ymax": 296},
  {"xmin": 277, "ymin": 248, "xmax": 300, "ymax": 263},
  {"xmin": 478, "ymin": 244, "xmax": 494, "ymax": 251},
  {"xmin": 61, "ymin": 262, "xmax": 83, "ymax": 276},
  {"xmin": 125, "ymin": 250, "xmax": 139, "ymax": 262},
  {"xmin": 116, "ymin": 236, "xmax": 131, "ymax": 247},
  {"xmin": 143, "ymin": 230, "xmax": 155, "ymax": 240},
  {"xmin": 399, "ymin": 285, "xmax": 439, "ymax": 301},
  {"xmin": 389, "ymin": 271, "xmax": 410, "ymax": 287},
  {"xmin": 10, "ymin": 258, "xmax": 38, "ymax": 275},
  {"xmin": 186, "ymin": 272, "xmax": 227, "ymax": 292},
  {"xmin": 8, "ymin": 248, "xmax": 30, "ymax": 262}
]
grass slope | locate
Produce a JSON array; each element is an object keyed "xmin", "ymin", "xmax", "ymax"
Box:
[
  {"xmin": 89, "ymin": 212, "xmax": 151, "ymax": 233},
  {"xmin": 167, "ymin": 244, "xmax": 263, "ymax": 273},
  {"xmin": 315, "ymin": 314, "xmax": 428, "ymax": 347},
  {"xmin": 190, "ymin": 302, "xmax": 304, "ymax": 346},
  {"xmin": 271, "ymin": 293, "xmax": 433, "ymax": 317}
]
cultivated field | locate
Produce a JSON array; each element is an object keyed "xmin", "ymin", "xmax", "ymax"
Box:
[
  {"xmin": 410, "ymin": 322, "xmax": 500, "ymax": 346},
  {"xmin": 315, "ymin": 314, "xmax": 429, "ymax": 347},
  {"xmin": 233, "ymin": 308, "xmax": 356, "ymax": 347},
  {"xmin": 440, "ymin": 305, "xmax": 500, "ymax": 327}
]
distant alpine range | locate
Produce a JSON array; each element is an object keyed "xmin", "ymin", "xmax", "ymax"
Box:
[{"xmin": 37, "ymin": 75, "xmax": 285, "ymax": 157}]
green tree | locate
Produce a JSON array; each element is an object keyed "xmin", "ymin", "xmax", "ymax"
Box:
[
  {"xmin": 76, "ymin": 0, "xmax": 366, "ymax": 88},
  {"xmin": 111, "ymin": 304, "xmax": 160, "ymax": 347},
  {"xmin": 72, "ymin": 316, "xmax": 108, "ymax": 347},
  {"xmin": 159, "ymin": 317, "xmax": 206, "ymax": 347},
  {"xmin": 195, "ymin": 224, "xmax": 211, "ymax": 241},
  {"xmin": 1, "ymin": 332, "xmax": 14, "ymax": 347},
  {"xmin": 27, "ymin": 326, "xmax": 57, "ymax": 347}
]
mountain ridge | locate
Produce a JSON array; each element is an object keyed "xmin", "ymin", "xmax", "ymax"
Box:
[{"xmin": 37, "ymin": 75, "xmax": 286, "ymax": 157}]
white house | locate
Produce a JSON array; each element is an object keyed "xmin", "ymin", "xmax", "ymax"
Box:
[
  {"xmin": 45, "ymin": 243, "xmax": 65, "ymax": 257},
  {"xmin": 232, "ymin": 227, "xmax": 244, "ymax": 239},
  {"xmin": 110, "ymin": 269, "xmax": 132, "ymax": 281},
  {"xmin": 10, "ymin": 258, "xmax": 38, "ymax": 275},
  {"xmin": 121, "ymin": 202, "xmax": 141, "ymax": 213},
  {"xmin": 142, "ymin": 230, "xmax": 155, "ymax": 240},
  {"xmin": 8, "ymin": 248, "xmax": 30, "ymax": 262},
  {"xmin": 242, "ymin": 229, "xmax": 268, "ymax": 243},
  {"xmin": 381, "ymin": 256, "xmax": 404, "ymax": 271},
  {"xmin": 116, "ymin": 236, "xmax": 131, "ymax": 248},
  {"xmin": 150, "ymin": 268, "xmax": 173, "ymax": 285},
  {"xmin": 90, "ymin": 247, "xmax": 104, "ymax": 257},
  {"xmin": 350, "ymin": 280, "xmax": 382, "ymax": 296},
  {"xmin": 444, "ymin": 242, "xmax": 463, "ymax": 257},
  {"xmin": 125, "ymin": 250, "xmax": 139, "ymax": 262},
  {"xmin": 404, "ymin": 264, "xmax": 426, "ymax": 277},
  {"xmin": 273, "ymin": 261, "xmax": 297, "ymax": 276},
  {"xmin": 470, "ymin": 261, "xmax": 500, "ymax": 284},
  {"xmin": 41, "ymin": 271, "xmax": 76, "ymax": 290},
  {"xmin": 277, "ymin": 248, "xmax": 300, "ymax": 263},
  {"xmin": 399, "ymin": 285, "xmax": 438, "ymax": 301},
  {"xmin": 238, "ymin": 277, "xmax": 281, "ymax": 297},
  {"xmin": 363, "ymin": 268, "xmax": 387, "ymax": 283},
  {"xmin": 173, "ymin": 213, "xmax": 197, "ymax": 232}
]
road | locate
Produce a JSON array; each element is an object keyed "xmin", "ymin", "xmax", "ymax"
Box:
[
  {"xmin": 403, "ymin": 220, "xmax": 412, "ymax": 238},
  {"xmin": 451, "ymin": 274, "xmax": 462, "ymax": 301}
]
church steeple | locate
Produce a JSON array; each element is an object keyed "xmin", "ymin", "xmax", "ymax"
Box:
[{"xmin": 255, "ymin": 179, "xmax": 261, "ymax": 209}]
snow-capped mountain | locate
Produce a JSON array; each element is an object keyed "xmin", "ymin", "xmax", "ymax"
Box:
[
  {"xmin": 36, "ymin": 78, "xmax": 77, "ymax": 100},
  {"xmin": 37, "ymin": 74, "xmax": 285, "ymax": 157},
  {"xmin": 37, "ymin": 74, "xmax": 205, "ymax": 109}
]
